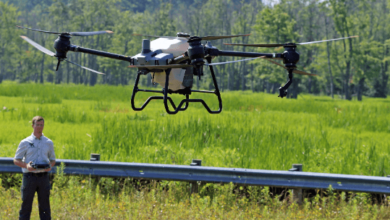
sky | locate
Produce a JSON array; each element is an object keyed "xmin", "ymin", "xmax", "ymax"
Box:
[{"xmin": 262, "ymin": 0, "xmax": 280, "ymax": 6}]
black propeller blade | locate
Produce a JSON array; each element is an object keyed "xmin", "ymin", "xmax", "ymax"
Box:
[
  {"xmin": 20, "ymin": 36, "xmax": 105, "ymax": 74},
  {"xmin": 201, "ymin": 34, "xmax": 250, "ymax": 41},
  {"xmin": 17, "ymin": 26, "xmax": 113, "ymax": 37},
  {"xmin": 260, "ymin": 57, "xmax": 316, "ymax": 76},
  {"xmin": 224, "ymin": 36, "xmax": 358, "ymax": 47},
  {"xmin": 133, "ymin": 33, "xmax": 250, "ymax": 41}
]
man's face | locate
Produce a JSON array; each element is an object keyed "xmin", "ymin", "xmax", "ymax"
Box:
[{"xmin": 32, "ymin": 120, "xmax": 44, "ymax": 134}]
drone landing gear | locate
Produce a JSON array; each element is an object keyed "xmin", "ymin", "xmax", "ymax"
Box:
[
  {"xmin": 278, "ymin": 69, "xmax": 294, "ymax": 98},
  {"xmin": 131, "ymin": 66, "xmax": 222, "ymax": 114}
]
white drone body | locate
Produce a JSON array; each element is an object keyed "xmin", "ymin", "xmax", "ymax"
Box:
[
  {"xmin": 152, "ymin": 37, "xmax": 190, "ymax": 91},
  {"xmin": 150, "ymin": 37, "xmax": 189, "ymax": 57},
  {"xmin": 132, "ymin": 37, "xmax": 194, "ymax": 91}
]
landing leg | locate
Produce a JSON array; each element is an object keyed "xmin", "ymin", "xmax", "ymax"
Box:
[{"xmin": 279, "ymin": 69, "xmax": 294, "ymax": 98}]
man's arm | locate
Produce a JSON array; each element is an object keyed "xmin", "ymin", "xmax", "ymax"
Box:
[
  {"xmin": 14, "ymin": 159, "xmax": 35, "ymax": 172},
  {"xmin": 14, "ymin": 141, "xmax": 36, "ymax": 172},
  {"xmin": 44, "ymin": 160, "xmax": 56, "ymax": 172},
  {"xmin": 45, "ymin": 140, "xmax": 56, "ymax": 172}
]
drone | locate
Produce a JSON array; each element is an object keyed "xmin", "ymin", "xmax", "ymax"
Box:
[{"xmin": 17, "ymin": 26, "xmax": 358, "ymax": 114}]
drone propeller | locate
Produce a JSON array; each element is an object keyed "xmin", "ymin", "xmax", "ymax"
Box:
[
  {"xmin": 128, "ymin": 57, "xmax": 265, "ymax": 70},
  {"xmin": 128, "ymin": 64, "xmax": 192, "ymax": 70},
  {"xmin": 21, "ymin": 36, "xmax": 55, "ymax": 56},
  {"xmin": 205, "ymin": 57, "xmax": 264, "ymax": 66},
  {"xmin": 133, "ymin": 33, "xmax": 250, "ymax": 41},
  {"xmin": 260, "ymin": 57, "xmax": 316, "ymax": 76},
  {"xmin": 17, "ymin": 26, "xmax": 113, "ymax": 37},
  {"xmin": 204, "ymin": 54, "xmax": 316, "ymax": 75},
  {"xmin": 224, "ymin": 36, "xmax": 358, "ymax": 47},
  {"xmin": 20, "ymin": 36, "xmax": 105, "ymax": 74}
]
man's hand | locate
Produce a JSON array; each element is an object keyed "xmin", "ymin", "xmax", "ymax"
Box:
[
  {"xmin": 26, "ymin": 161, "xmax": 36, "ymax": 172},
  {"xmin": 44, "ymin": 161, "xmax": 55, "ymax": 172}
]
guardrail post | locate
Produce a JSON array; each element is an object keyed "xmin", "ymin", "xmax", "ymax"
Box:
[
  {"xmin": 90, "ymin": 154, "xmax": 101, "ymax": 184},
  {"xmin": 90, "ymin": 153, "xmax": 100, "ymax": 161},
  {"xmin": 289, "ymin": 164, "xmax": 303, "ymax": 205},
  {"xmin": 190, "ymin": 159, "xmax": 202, "ymax": 194},
  {"xmin": 386, "ymin": 175, "xmax": 390, "ymax": 203}
]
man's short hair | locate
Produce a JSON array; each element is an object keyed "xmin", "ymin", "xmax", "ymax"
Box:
[{"xmin": 32, "ymin": 116, "xmax": 44, "ymax": 125}]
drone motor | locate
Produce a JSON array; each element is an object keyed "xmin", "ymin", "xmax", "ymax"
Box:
[
  {"xmin": 187, "ymin": 37, "xmax": 205, "ymax": 77},
  {"xmin": 54, "ymin": 34, "xmax": 71, "ymax": 59},
  {"xmin": 282, "ymin": 44, "xmax": 300, "ymax": 69}
]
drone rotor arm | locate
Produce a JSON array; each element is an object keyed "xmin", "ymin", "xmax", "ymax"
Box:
[
  {"xmin": 171, "ymin": 54, "xmax": 190, "ymax": 64},
  {"xmin": 217, "ymin": 50, "xmax": 282, "ymax": 59},
  {"xmin": 205, "ymin": 56, "xmax": 264, "ymax": 66},
  {"xmin": 224, "ymin": 43, "xmax": 284, "ymax": 47}
]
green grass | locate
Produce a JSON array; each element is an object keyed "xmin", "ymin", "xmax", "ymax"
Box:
[
  {"xmin": 0, "ymin": 175, "xmax": 390, "ymax": 219},
  {"xmin": 1, "ymin": 173, "xmax": 389, "ymax": 219},
  {"xmin": 1, "ymin": 81, "xmax": 390, "ymax": 176}
]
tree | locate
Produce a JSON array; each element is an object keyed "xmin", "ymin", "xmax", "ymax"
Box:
[
  {"xmin": 251, "ymin": 2, "xmax": 299, "ymax": 95},
  {"xmin": 328, "ymin": 0, "xmax": 358, "ymax": 100},
  {"xmin": 0, "ymin": 2, "xmax": 22, "ymax": 83}
]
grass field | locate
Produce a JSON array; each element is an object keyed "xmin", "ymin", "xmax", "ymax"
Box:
[
  {"xmin": 1, "ymin": 81, "xmax": 390, "ymax": 219},
  {"xmin": 1, "ymin": 172, "xmax": 390, "ymax": 219},
  {"xmin": 1, "ymin": 81, "xmax": 390, "ymax": 176}
]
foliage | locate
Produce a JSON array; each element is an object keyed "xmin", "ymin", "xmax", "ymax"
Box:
[
  {"xmin": 1, "ymin": 82, "xmax": 389, "ymax": 176},
  {"xmin": 0, "ymin": 0, "xmax": 388, "ymax": 99},
  {"xmin": 1, "ymin": 175, "xmax": 390, "ymax": 219}
]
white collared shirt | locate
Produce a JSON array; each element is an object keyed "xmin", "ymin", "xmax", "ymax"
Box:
[{"xmin": 14, "ymin": 133, "xmax": 56, "ymax": 173}]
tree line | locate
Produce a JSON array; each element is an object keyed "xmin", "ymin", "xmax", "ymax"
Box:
[{"xmin": 0, "ymin": 0, "xmax": 389, "ymax": 100}]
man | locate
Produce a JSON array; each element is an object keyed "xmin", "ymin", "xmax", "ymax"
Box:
[{"xmin": 14, "ymin": 116, "xmax": 56, "ymax": 220}]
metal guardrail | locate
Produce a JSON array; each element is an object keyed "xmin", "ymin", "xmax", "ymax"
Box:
[{"xmin": 1, "ymin": 157, "xmax": 390, "ymax": 194}]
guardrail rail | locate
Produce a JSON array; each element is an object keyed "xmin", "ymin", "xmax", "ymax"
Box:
[{"xmin": 1, "ymin": 157, "xmax": 390, "ymax": 195}]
